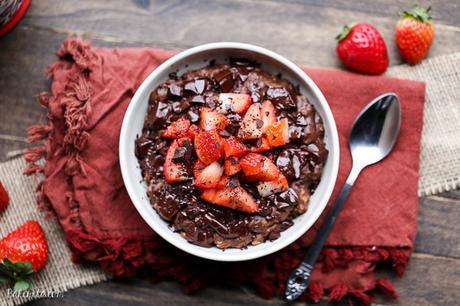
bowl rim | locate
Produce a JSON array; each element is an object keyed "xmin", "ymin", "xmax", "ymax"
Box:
[{"xmin": 119, "ymin": 42, "xmax": 340, "ymax": 261}]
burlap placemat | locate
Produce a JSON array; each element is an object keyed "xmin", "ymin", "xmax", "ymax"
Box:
[
  {"xmin": 0, "ymin": 51, "xmax": 459, "ymax": 305},
  {"xmin": 387, "ymin": 52, "xmax": 460, "ymax": 196},
  {"xmin": 0, "ymin": 157, "xmax": 110, "ymax": 306}
]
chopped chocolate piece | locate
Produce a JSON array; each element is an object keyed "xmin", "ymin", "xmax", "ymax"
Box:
[
  {"xmin": 188, "ymin": 110, "xmax": 200, "ymax": 122},
  {"xmin": 172, "ymin": 100, "xmax": 190, "ymax": 113},
  {"xmin": 168, "ymin": 71, "xmax": 178, "ymax": 80},
  {"xmin": 228, "ymin": 177, "xmax": 240, "ymax": 188},
  {"xmin": 184, "ymin": 81, "xmax": 197, "ymax": 93},
  {"xmin": 219, "ymin": 129, "xmax": 231, "ymax": 138},
  {"xmin": 195, "ymin": 79, "xmax": 206, "ymax": 94},
  {"xmin": 168, "ymin": 83, "xmax": 183, "ymax": 98},
  {"xmin": 266, "ymin": 87, "xmax": 296, "ymax": 110},
  {"xmin": 172, "ymin": 147, "xmax": 187, "ymax": 163}
]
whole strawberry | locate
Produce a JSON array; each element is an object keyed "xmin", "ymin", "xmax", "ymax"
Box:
[
  {"xmin": 0, "ymin": 221, "xmax": 48, "ymax": 291},
  {"xmin": 0, "ymin": 181, "xmax": 9, "ymax": 213},
  {"xmin": 336, "ymin": 23, "xmax": 389, "ymax": 75},
  {"xmin": 396, "ymin": 5, "xmax": 435, "ymax": 64}
]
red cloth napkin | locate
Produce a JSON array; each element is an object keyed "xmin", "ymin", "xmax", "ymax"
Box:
[{"xmin": 25, "ymin": 38, "xmax": 425, "ymax": 305}]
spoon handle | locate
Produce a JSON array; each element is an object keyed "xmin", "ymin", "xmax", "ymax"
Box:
[{"xmin": 285, "ymin": 166, "xmax": 362, "ymax": 301}]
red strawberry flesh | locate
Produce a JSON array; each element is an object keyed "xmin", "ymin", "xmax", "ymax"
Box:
[
  {"xmin": 194, "ymin": 161, "xmax": 224, "ymax": 189},
  {"xmin": 261, "ymin": 100, "xmax": 276, "ymax": 132},
  {"xmin": 222, "ymin": 136, "xmax": 249, "ymax": 158},
  {"xmin": 201, "ymin": 186, "xmax": 258, "ymax": 213},
  {"xmin": 238, "ymin": 103, "xmax": 263, "ymax": 139},
  {"xmin": 224, "ymin": 157, "xmax": 241, "ymax": 176},
  {"xmin": 257, "ymin": 175, "xmax": 288, "ymax": 197},
  {"xmin": 162, "ymin": 117, "xmax": 191, "ymax": 139},
  {"xmin": 266, "ymin": 118, "xmax": 289, "ymax": 147},
  {"xmin": 199, "ymin": 107, "xmax": 230, "ymax": 131},
  {"xmin": 194, "ymin": 130, "xmax": 222, "ymax": 164},
  {"xmin": 240, "ymin": 153, "xmax": 281, "ymax": 181},
  {"xmin": 218, "ymin": 93, "xmax": 252, "ymax": 114}
]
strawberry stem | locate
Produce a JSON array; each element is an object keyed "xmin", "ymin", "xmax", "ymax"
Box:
[
  {"xmin": 336, "ymin": 23, "xmax": 357, "ymax": 42},
  {"xmin": 401, "ymin": 4, "xmax": 432, "ymax": 23},
  {"xmin": 0, "ymin": 259, "xmax": 35, "ymax": 291}
]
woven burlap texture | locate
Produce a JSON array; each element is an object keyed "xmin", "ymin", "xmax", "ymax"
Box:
[
  {"xmin": 0, "ymin": 158, "xmax": 110, "ymax": 306},
  {"xmin": 0, "ymin": 51, "xmax": 459, "ymax": 305},
  {"xmin": 387, "ymin": 52, "xmax": 460, "ymax": 196}
]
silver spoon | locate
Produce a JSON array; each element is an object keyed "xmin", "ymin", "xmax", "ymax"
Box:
[{"xmin": 285, "ymin": 92, "xmax": 401, "ymax": 301}]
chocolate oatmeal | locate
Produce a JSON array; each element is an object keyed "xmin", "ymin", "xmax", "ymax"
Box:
[{"xmin": 135, "ymin": 59, "xmax": 327, "ymax": 249}]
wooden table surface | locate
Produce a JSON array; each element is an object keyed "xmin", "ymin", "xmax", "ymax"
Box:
[{"xmin": 0, "ymin": 1, "xmax": 459, "ymax": 305}]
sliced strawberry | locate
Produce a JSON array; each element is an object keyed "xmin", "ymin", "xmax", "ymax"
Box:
[
  {"xmin": 238, "ymin": 103, "xmax": 263, "ymax": 140},
  {"xmin": 194, "ymin": 130, "xmax": 222, "ymax": 164},
  {"xmin": 224, "ymin": 157, "xmax": 241, "ymax": 176},
  {"xmin": 218, "ymin": 93, "xmax": 252, "ymax": 114},
  {"xmin": 162, "ymin": 117, "xmax": 191, "ymax": 139},
  {"xmin": 201, "ymin": 186, "xmax": 258, "ymax": 213},
  {"xmin": 222, "ymin": 136, "xmax": 249, "ymax": 158},
  {"xmin": 164, "ymin": 139, "xmax": 190, "ymax": 183},
  {"xmin": 199, "ymin": 107, "xmax": 230, "ymax": 131},
  {"xmin": 266, "ymin": 118, "xmax": 289, "ymax": 147},
  {"xmin": 257, "ymin": 175, "xmax": 288, "ymax": 197},
  {"xmin": 239, "ymin": 153, "xmax": 281, "ymax": 181},
  {"xmin": 187, "ymin": 124, "xmax": 199, "ymax": 139},
  {"xmin": 216, "ymin": 175, "xmax": 231, "ymax": 189},
  {"xmin": 194, "ymin": 161, "xmax": 224, "ymax": 189},
  {"xmin": 260, "ymin": 100, "xmax": 276, "ymax": 132},
  {"xmin": 250, "ymin": 137, "xmax": 271, "ymax": 153}
]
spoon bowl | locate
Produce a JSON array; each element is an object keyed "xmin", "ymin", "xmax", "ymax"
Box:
[{"xmin": 350, "ymin": 93, "xmax": 401, "ymax": 169}]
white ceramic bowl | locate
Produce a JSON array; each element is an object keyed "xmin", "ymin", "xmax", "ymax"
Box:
[{"xmin": 119, "ymin": 42, "xmax": 340, "ymax": 261}]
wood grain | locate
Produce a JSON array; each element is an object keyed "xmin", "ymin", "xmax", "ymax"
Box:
[
  {"xmin": 25, "ymin": 256, "xmax": 460, "ymax": 306},
  {"xmin": 415, "ymin": 196, "xmax": 460, "ymax": 258},
  {"xmin": 0, "ymin": 0, "xmax": 458, "ymax": 305},
  {"xmin": 19, "ymin": 0, "xmax": 460, "ymax": 67},
  {"xmin": 276, "ymin": 0, "xmax": 460, "ymax": 26}
]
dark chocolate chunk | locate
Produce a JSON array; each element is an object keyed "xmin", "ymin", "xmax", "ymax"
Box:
[
  {"xmin": 191, "ymin": 95, "xmax": 205, "ymax": 104},
  {"xmin": 168, "ymin": 83, "xmax": 183, "ymax": 98},
  {"xmin": 172, "ymin": 100, "xmax": 190, "ymax": 113},
  {"xmin": 228, "ymin": 177, "xmax": 240, "ymax": 188},
  {"xmin": 172, "ymin": 147, "xmax": 187, "ymax": 163},
  {"xmin": 219, "ymin": 129, "xmax": 231, "ymax": 138},
  {"xmin": 195, "ymin": 79, "xmax": 206, "ymax": 94},
  {"xmin": 168, "ymin": 71, "xmax": 178, "ymax": 80},
  {"xmin": 188, "ymin": 110, "xmax": 200, "ymax": 123}
]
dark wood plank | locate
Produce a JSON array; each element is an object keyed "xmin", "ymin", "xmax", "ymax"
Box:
[
  {"xmin": 276, "ymin": 0, "xmax": 460, "ymax": 26},
  {"xmin": 20, "ymin": 0, "xmax": 460, "ymax": 67},
  {"xmin": 415, "ymin": 195, "xmax": 460, "ymax": 258},
  {"xmin": 25, "ymin": 256, "xmax": 460, "ymax": 306},
  {"xmin": 381, "ymin": 255, "xmax": 460, "ymax": 306}
]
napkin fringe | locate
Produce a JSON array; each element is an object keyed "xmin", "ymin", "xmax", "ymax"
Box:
[
  {"xmin": 63, "ymin": 223, "xmax": 406, "ymax": 305},
  {"xmin": 25, "ymin": 37, "xmax": 94, "ymax": 210},
  {"xmin": 23, "ymin": 37, "xmax": 413, "ymax": 306},
  {"xmin": 319, "ymin": 246, "xmax": 410, "ymax": 276}
]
